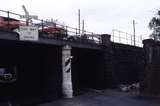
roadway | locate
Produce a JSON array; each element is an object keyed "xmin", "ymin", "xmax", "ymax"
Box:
[{"xmin": 37, "ymin": 89, "xmax": 160, "ymax": 106}]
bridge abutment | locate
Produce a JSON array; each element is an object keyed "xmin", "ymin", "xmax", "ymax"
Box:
[{"xmin": 141, "ymin": 39, "xmax": 160, "ymax": 96}]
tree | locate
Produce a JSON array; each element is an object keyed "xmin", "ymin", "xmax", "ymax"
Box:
[{"xmin": 149, "ymin": 10, "xmax": 160, "ymax": 40}]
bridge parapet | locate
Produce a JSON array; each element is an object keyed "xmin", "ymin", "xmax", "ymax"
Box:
[{"xmin": 101, "ymin": 34, "xmax": 111, "ymax": 46}]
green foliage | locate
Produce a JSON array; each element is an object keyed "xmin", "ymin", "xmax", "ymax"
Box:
[{"xmin": 149, "ymin": 10, "xmax": 160, "ymax": 40}]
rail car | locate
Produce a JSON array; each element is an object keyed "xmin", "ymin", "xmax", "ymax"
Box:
[
  {"xmin": 0, "ymin": 16, "xmax": 23, "ymax": 30},
  {"xmin": 38, "ymin": 23, "xmax": 67, "ymax": 38}
]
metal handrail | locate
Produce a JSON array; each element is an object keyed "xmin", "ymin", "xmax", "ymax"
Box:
[
  {"xmin": 111, "ymin": 29, "xmax": 143, "ymax": 47},
  {"xmin": 0, "ymin": 9, "xmax": 102, "ymax": 44}
]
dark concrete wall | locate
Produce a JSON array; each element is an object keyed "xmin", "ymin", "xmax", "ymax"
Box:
[
  {"xmin": 0, "ymin": 40, "xmax": 62, "ymax": 105},
  {"xmin": 111, "ymin": 43, "xmax": 145, "ymax": 85},
  {"xmin": 71, "ymin": 42, "xmax": 145, "ymax": 91},
  {"xmin": 141, "ymin": 39, "xmax": 160, "ymax": 96},
  {"xmin": 71, "ymin": 48, "xmax": 105, "ymax": 93},
  {"xmin": 100, "ymin": 34, "xmax": 145, "ymax": 88},
  {"xmin": 71, "ymin": 35, "xmax": 145, "ymax": 92},
  {"xmin": 0, "ymin": 38, "xmax": 146, "ymax": 104}
]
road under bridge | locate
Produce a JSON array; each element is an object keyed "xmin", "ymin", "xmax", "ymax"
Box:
[{"xmin": 0, "ymin": 30, "xmax": 144, "ymax": 105}]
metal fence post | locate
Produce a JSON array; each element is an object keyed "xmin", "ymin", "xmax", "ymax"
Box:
[
  {"xmin": 41, "ymin": 19, "xmax": 44, "ymax": 33},
  {"xmin": 131, "ymin": 34, "xmax": 132, "ymax": 45},
  {"xmin": 84, "ymin": 30, "xmax": 86, "ymax": 35},
  {"xmin": 55, "ymin": 22, "xmax": 57, "ymax": 28},
  {"xmin": 7, "ymin": 11, "xmax": 10, "ymax": 30},
  {"xmin": 119, "ymin": 31, "xmax": 121, "ymax": 43},
  {"xmin": 112, "ymin": 29, "xmax": 114, "ymax": 42},
  {"xmin": 76, "ymin": 28, "xmax": 77, "ymax": 36},
  {"xmin": 126, "ymin": 33, "xmax": 128, "ymax": 44},
  {"xmin": 92, "ymin": 32, "xmax": 94, "ymax": 40},
  {"xmin": 140, "ymin": 35, "xmax": 143, "ymax": 47},
  {"xmin": 66, "ymin": 26, "xmax": 68, "ymax": 36}
]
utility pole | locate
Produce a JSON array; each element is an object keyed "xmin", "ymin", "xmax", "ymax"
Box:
[
  {"xmin": 78, "ymin": 9, "xmax": 80, "ymax": 35},
  {"xmin": 82, "ymin": 19, "xmax": 84, "ymax": 35},
  {"xmin": 133, "ymin": 20, "xmax": 136, "ymax": 46}
]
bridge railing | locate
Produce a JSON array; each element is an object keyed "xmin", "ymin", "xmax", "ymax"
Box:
[
  {"xmin": 111, "ymin": 29, "xmax": 144, "ymax": 47},
  {"xmin": 0, "ymin": 9, "xmax": 102, "ymax": 44}
]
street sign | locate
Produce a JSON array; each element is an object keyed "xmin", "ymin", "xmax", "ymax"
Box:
[
  {"xmin": 19, "ymin": 26, "xmax": 39, "ymax": 41},
  {"xmin": 20, "ymin": 15, "xmax": 38, "ymax": 20}
]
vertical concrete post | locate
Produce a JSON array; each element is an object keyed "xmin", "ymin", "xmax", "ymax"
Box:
[
  {"xmin": 101, "ymin": 34, "xmax": 111, "ymax": 46},
  {"xmin": 143, "ymin": 39, "xmax": 154, "ymax": 65},
  {"xmin": 62, "ymin": 45, "xmax": 73, "ymax": 98},
  {"xmin": 100, "ymin": 34, "xmax": 116, "ymax": 88},
  {"xmin": 141, "ymin": 39, "xmax": 159, "ymax": 96}
]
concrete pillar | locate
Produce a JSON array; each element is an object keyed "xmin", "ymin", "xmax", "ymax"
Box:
[
  {"xmin": 100, "ymin": 34, "xmax": 116, "ymax": 88},
  {"xmin": 101, "ymin": 34, "xmax": 111, "ymax": 46},
  {"xmin": 62, "ymin": 45, "xmax": 73, "ymax": 98},
  {"xmin": 143, "ymin": 39, "xmax": 155, "ymax": 64},
  {"xmin": 141, "ymin": 39, "xmax": 160, "ymax": 96}
]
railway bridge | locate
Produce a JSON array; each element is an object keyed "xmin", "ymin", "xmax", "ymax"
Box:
[
  {"xmin": 0, "ymin": 10, "xmax": 145, "ymax": 105},
  {"xmin": 0, "ymin": 30, "xmax": 144, "ymax": 105}
]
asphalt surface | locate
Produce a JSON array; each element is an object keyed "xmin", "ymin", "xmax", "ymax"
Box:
[
  {"xmin": 1, "ymin": 89, "xmax": 160, "ymax": 106},
  {"xmin": 37, "ymin": 89, "xmax": 160, "ymax": 106}
]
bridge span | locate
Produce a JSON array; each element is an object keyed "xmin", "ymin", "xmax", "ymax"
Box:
[
  {"xmin": 0, "ymin": 30, "xmax": 145, "ymax": 105},
  {"xmin": 0, "ymin": 9, "xmax": 145, "ymax": 105}
]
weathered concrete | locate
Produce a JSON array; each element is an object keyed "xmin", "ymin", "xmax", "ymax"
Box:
[
  {"xmin": 62, "ymin": 45, "xmax": 73, "ymax": 98},
  {"xmin": 112, "ymin": 43, "xmax": 145, "ymax": 85},
  {"xmin": 0, "ymin": 32, "xmax": 146, "ymax": 105},
  {"xmin": 141, "ymin": 39, "xmax": 160, "ymax": 96},
  {"xmin": 0, "ymin": 30, "xmax": 101, "ymax": 50},
  {"xmin": 0, "ymin": 40, "xmax": 62, "ymax": 105},
  {"xmin": 101, "ymin": 34, "xmax": 115, "ymax": 88},
  {"xmin": 100, "ymin": 34, "xmax": 145, "ymax": 87}
]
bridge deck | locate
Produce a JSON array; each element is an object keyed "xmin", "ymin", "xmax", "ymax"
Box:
[{"xmin": 0, "ymin": 30, "xmax": 101, "ymax": 50}]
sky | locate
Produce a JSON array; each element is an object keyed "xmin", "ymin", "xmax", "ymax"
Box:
[{"xmin": 0, "ymin": 0, "xmax": 160, "ymax": 39}]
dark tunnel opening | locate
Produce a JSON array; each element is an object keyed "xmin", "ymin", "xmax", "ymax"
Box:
[
  {"xmin": 71, "ymin": 47, "xmax": 105, "ymax": 95},
  {"xmin": 0, "ymin": 40, "xmax": 62, "ymax": 105}
]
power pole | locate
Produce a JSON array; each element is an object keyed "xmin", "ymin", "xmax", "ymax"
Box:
[
  {"xmin": 82, "ymin": 19, "xmax": 84, "ymax": 35},
  {"xmin": 78, "ymin": 9, "xmax": 80, "ymax": 35},
  {"xmin": 133, "ymin": 20, "xmax": 136, "ymax": 46}
]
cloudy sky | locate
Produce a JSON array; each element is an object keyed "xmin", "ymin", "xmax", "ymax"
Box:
[{"xmin": 0, "ymin": 0, "xmax": 160, "ymax": 38}]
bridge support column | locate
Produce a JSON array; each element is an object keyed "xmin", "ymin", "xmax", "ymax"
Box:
[
  {"xmin": 62, "ymin": 45, "xmax": 73, "ymax": 98},
  {"xmin": 101, "ymin": 34, "xmax": 116, "ymax": 88},
  {"xmin": 140, "ymin": 39, "xmax": 160, "ymax": 96}
]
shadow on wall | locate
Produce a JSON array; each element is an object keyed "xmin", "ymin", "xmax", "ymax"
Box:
[
  {"xmin": 71, "ymin": 48, "xmax": 105, "ymax": 95},
  {"xmin": 112, "ymin": 43, "xmax": 145, "ymax": 85},
  {"xmin": 0, "ymin": 41, "xmax": 62, "ymax": 105}
]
